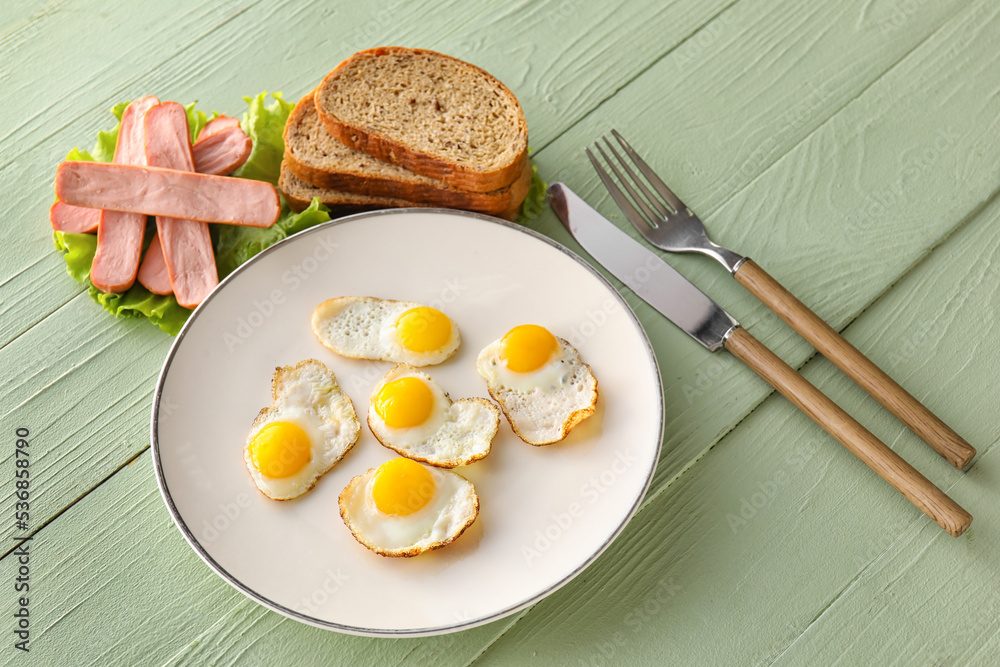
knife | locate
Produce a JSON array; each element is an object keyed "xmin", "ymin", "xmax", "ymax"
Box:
[{"xmin": 548, "ymin": 182, "xmax": 972, "ymax": 537}]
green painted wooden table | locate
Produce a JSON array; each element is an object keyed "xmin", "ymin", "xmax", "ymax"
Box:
[{"xmin": 4, "ymin": 0, "xmax": 1000, "ymax": 663}]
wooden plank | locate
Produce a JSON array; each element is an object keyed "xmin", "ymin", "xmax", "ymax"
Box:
[
  {"xmin": 531, "ymin": 0, "xmax": 969, "ymax": 217},
  {"xmin": 0, "ymin": 451, "xmax": 524, "ymax": 666},
  {"xmin": 6, "ymin": 0, "xmax": 972, "ymax": 546},
  {"xmin": 0, "ymin": 0, "xmax": 735, "ymax": 348},
  {"xmin": 3, "ymin": 0, "xmax": 997, "ymax": 661},
  {"xmin": 472, "ymin": 131, "xmax": 1000, "ymax": 666},
  {"xmin": 0, "ymin": 294, "xmax": 168, "ymax": 558},
  {"xmin": 0, "ymin": 0, "xmax": 739, "ymax": 590},
  {"xmin": 528, "ymin": 0, "xmax": 1000, "ymax": 500},
  {"xmin": 771, "ymin": 461, "xmax": 1000, "ymax": 665},
  {"xmin": 160, "ymin": 599, "xmax": 524, "ymax": 666},
  {"xmin": 2, "ymin": 0, "xmax": 974, "ymax": 543},
  {"xmin": 0, "ymin": 0, "xmax": 739, "ymax": 660}
]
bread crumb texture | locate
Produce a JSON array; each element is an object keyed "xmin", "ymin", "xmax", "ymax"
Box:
[{"xmin": 317, "ymin": 48, "xmax": 527, "ymax": 172}]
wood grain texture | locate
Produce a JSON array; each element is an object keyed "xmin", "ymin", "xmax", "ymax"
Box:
[
  {"xmin": 475, "ymin": 145, "xmax": 1000, "ymax": 665},
  {"xmin": 0, "ymin": 0, "xmax": 745, "ymax": 661},
  {"xmin": 0, "ymin": 455, "xmax": 244, "ymax": 666},
  {"xmin": 0, "ymin": 294, "xmax": 169, "ymax": 555},
  {"xmin": 3, "ymin": 0, "xmax": 1000, "ymax": 662},
  {"xmin": 0, "ymin": 0, "xmax": 739, "ymax": 580},
  {"xmin": 771, "ymin": 449, "xmax": 1000, "ymax": 666},
  {"xmin": 0, "ymin": 0, "xmax": 734, "ymax": 348},
  {"xmin": 0, "ymin": 451, "xmax": 525, "ymax": 666},
  {"xmin": 724, "ymin": 326, "xmax": 971, "ymax": 536},
  {"xmin": 529, "ymin": 0, "xmax": 1000, "ymax": 504},
  {"xmin": 735, "ymin": 258, "xmax": 976, "ymax": 468}
]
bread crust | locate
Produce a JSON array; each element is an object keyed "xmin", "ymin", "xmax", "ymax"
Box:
[
  {"xmin": 284, "ymin": 93, "xmax": 531, "ymax": 216},
  {"xmin": 287, "ymin": 152, "xmax": 531, "ymax": 215},
  {"xmin": 280, "ymin": 163, "xmax": 524, "ymax": 221},
  {"xmin": 280, "ymin": 163, "xmax": 432, "ymax": 214},
  {"xmin": 314, "ymin": 47, "xmax": 529, "ymax": 193}
]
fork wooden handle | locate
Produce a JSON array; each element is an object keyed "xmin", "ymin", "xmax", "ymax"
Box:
[
  {"xmin": 733, "ymin": 259, "xmax": 976, "ymax": 469},
  {"xmin": 724, "ymin": 326, "xmax": 972, "ymax": 537}
]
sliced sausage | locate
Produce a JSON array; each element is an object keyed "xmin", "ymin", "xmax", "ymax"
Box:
[
  {"xmin": 192, "ymin": 126, "xmax": 252, "ymax": 175},
  {"xmin": 88, "ymin": 95, "xmax": 159, "ymax": 293},
  {"xmin": 52, "ymin": 127, "xmax": 253, "ymax": 235},
  {"xmin": 50, "ymin": 200, "xmax": 100, "ymax": 233},
  {"xmin": 55, "ymin": 161, "xmax": 280, "ymax": 228},
  {"xmin": 136, "ymin": 232, "xmax": 173, "ymax": 295},
  {"xmin": 196, "ymin": 115, "xmax": 240, "ymax": 142},
  {"xmin": 143, "ymin": 102, "xmax": 219, "ymax": 309}
]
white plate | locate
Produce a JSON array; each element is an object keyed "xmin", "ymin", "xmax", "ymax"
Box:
[{"xmin": 151, "ymin": 209, "xmax": 663, "ymax": 636}]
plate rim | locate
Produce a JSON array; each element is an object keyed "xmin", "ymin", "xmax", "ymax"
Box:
[{"xmin": 150, "ymin": 207, "xmax": 664, "ymax": 637}]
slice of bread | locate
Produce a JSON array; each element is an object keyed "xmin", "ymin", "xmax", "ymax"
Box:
[
  {"xmin": 279, "ymin": 164, "xmax": 522, "ymax": 221},
  {"xmin": 279, "ymin": 164, "xmax": 426, "ymax": 215},
  {"xmin": 284, "ymin": 93, "xmax": 531, "ymax": 215},
  {"xmin": 314, "ymin": 47, "xmax": 528, "ymax": 193}
]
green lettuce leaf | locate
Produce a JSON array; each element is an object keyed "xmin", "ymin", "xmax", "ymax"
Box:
[
  {"xmin": 518, "ymin": 161, "xmax": 546, "ymax": 222},
  {"xmin": 55, "ymin": 92, "xmax": 330, "ymax": 335},
  {"xmin": 54, "ymin": 231, "xmax": 191, "ymax": 335},
  {"xmin": 55, "ymin": 90, "xmax": 542, "ymax": 335},
  {"xmin": 90, "ymin": 101, "xmax": 128, "ymax": 162},
  {"xmin": 184, "ymin": 102, "xmax": 214, "ymax": 144},
  {"xmin": 214, "ymin": 199, "xmax": 331, "ymax": 279},
  {"xmin": 53, "ymin": 230, "xmax": 97, "ymax": 283},
  {"xmin": 233, "ymin": 91, "xmax": 294, "ymax": 185},
  {"xmin": 64, "ymin": 105, "xmax": 120, "ymax": 164}
]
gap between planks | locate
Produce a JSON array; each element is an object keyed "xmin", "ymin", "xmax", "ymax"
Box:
[
  {"xmin": 10, "ymin": 0, "xmax": 985, "ymax": 584},
  {"xmin": 5, "ymin": 0, "xmax": 752, "ymax": 526},
  {"xmin": 0, "ymin": 446, "xmax": 147, "ymax": 562},
  {"xmin": 5, "ymin": 0, "xmax": 992, "ymax": 659},
  {"xmin": 462, "ymin": 1, "xmax": 991, "ymax": 663},
  {"xmin": 4, "ymin": 0, "xmax": 733, "ymax": 356},
  {"xmin": 8, "ymin": 0, "xmax": 983, "ymax": 603}
]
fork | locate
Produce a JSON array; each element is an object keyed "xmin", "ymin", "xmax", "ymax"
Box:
[{"xmin": 587, "ymin": 130, "xmax": 975, "ymax": 470}]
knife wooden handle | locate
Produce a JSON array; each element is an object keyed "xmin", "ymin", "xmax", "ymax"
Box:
[
  {"xmin": 734, "ymin": 258, "xmax": 976, "ymax": 469},
  {"xmin": 724, "ymin": 326, "xmax": 972, "ymax": 537}
]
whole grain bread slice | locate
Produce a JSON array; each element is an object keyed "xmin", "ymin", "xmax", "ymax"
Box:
[
  {"xmin": 314, "ymin": 47, "xmax": 528, "ymax": 193},
  {"xmin": 279, "ymin": 164, "xmax": 523, "ymax": 221},
  {"xmin": 284, "ymin": 93, "xmax": 531, "ymax": 215}
]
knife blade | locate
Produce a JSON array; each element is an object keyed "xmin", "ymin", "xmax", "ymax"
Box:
[
  {"xmin": 548, "ymin": 182, "xmax": 738, "ymax": 350},
  {"xmin": 547, "ymin": 181, "xmax": 972, "ymax": 537}
]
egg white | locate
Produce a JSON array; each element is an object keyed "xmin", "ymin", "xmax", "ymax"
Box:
[
  {"xmin": 244, "ymin": 359, "xmax": 361, "ymax": 500},
  {"xmin": 476, "ymin": 336, "xmax": 598, "ymax": 445},
  {"xmin": 368, "ymin": 364, "xmax": 500, "ymax": 467},
  {"xmin": 339, "ymin": 462, "xmax": 479, "ymax": 557},
  {"xmin": 311, "ymin": 296, "xmax": 461, "ymax": 366}
]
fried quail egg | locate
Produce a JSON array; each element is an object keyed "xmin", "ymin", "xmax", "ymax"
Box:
[
  {"xmin": 244, "ymin": 359, "xmax": 361, "ymax": 500},
  {"xmin": 367, "ymin": 364, "xmax": 499, "ymax": 467},
  {"xmin": 339, "ymin": 457, "xmax": 479, "ymax": 557},
  {"xmin": 312, "ymin": 296, "xmax": 460, "ymax": 366},
  {"xmin": 476, "ymin": 324, "xmax": 598, "ymax": 445}
]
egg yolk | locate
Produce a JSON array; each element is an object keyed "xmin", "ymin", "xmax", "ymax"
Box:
[
  {"xmin": 395, "ymin": 307, "xmax": 452, "ymax": 353},
  {"xmin": 371, "ymin": 458, "xmax": 436, "ymax": 516},
  {"xmin": 373, "ymin": 377, "xmax": 434, "ymax": 428},
  {"xmin": 249, "ymin": 422, "xmax": 312, "ymax": 479},
  {"xmin": 499, "ymin": 324, "xmax": 559, "ymax": 373}
]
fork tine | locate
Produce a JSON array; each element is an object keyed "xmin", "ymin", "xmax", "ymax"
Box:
[
  {"xmin": 601, "ymin": 135, "xmax": 672, "ymax": 218},
  {"xmin": 594, "ymin": 141, "xmax": 663, "ymax": 229},
  {"xmin": 611, "ymin": 129, "xmax": 686, "ymax": 212},
  {"xmin": 585, "ymin": 147, "xmax": 657, "ymax": 238}
]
